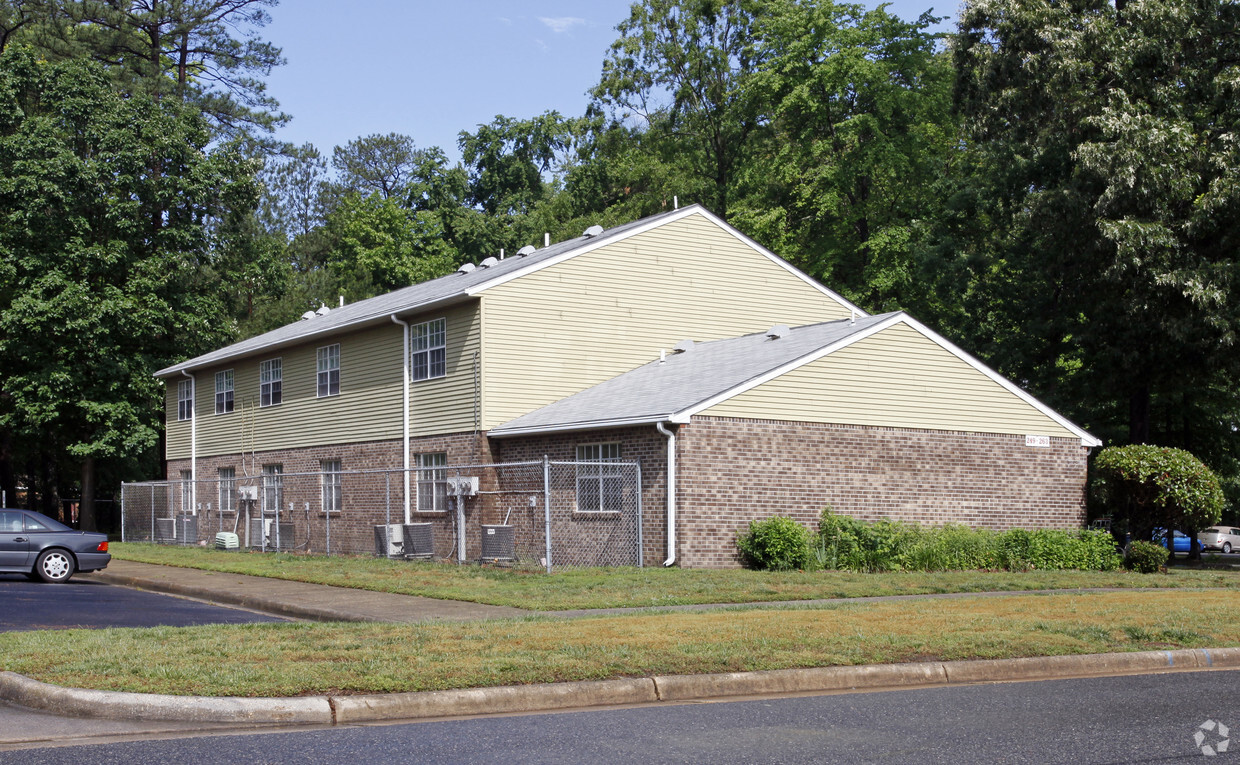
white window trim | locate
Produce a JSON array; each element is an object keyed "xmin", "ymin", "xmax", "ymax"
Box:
[
  {"xmin": 317, "ymin": 344, "xmax": 340, "ymax": 398},
  {"xmin": 575, "ymin": 442, "xmax": 623, "ymax": 514},
  {"xmin": 215, "ymin": 369, "xmax": 235, "ymax": 415},
  {"xmin": 321, "ymin": 460, "xmax": 343, "ymax": 514},
  {"xmin": 415, "ymin": 452, "xmax": 448, "ymax": 513},
  {"xmin": 411, "ymin": 318, "xmax": 447, "ymax": 382},
  {"xmin": 177, "ymin": 379, "xmax": 193, "ymax": 421},
  {"xmin": 260, "ymin": 358, "xmax": 283, "ymax": 407}
]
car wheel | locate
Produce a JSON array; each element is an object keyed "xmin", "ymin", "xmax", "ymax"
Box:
[
  {"xmin": 1224, "ymin": 542, "xmax": 1232, "ymax": 554},
  {"xmin": 35, "ymin": 549, "xmax": 75, "ymax": 583}
]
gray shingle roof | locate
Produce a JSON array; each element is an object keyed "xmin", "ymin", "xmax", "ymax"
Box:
[
  {"xmin": 155, "ymin": 207, "xmax": 693, "ymax": 377},
  {"xmin": 489, "ymin": 313, "xmax": 901, "ymax": 437}
]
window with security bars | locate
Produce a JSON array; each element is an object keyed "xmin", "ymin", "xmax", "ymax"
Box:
[
  {"xmin": 416, "ymin": 452, "xmax": 448, "ymax": 513},
  {"xmin": 411, "ymin": 318, "xmax": 446, "ymax": 381},
  {"xmin": 215, "ymin": 370, "xmax": 234, "ymax": 414},
  {"xmin": 218, "ymin": 467, "xmax": 236, "ymax": 513},
  {"xmin": 575, "ymin": 443, "xmax": 624, "ymax": 513},
  {"xmin": 260, "ymin": 359, "xmax": 282, "ymax": 407},
  {"xmin": 321, "ymin": 460, "xmax": 342, "ymax": 513},
  {"xmin": 177, "ymin": 379, "xmax": 193, "ymax": 421},
  {"xmin": 180, "ymin": 470, "xmax": 193, "ymax": 513},
  {"xmin": 317, "ymin": 345, "xmax": 340, "ymax": 397},
  {"xmin": 261, "ymin": 464, "xmax": 283, "ymax": 514}
]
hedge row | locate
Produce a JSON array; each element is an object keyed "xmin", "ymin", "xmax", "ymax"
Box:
[{"xmin": 737, "ymin": 509, "xmax": 1124, "ymax": 573}]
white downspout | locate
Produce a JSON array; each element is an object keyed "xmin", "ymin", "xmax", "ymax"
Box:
[
  {"xmin": 656, "ymin": 421, "xmax": 676, "ymax": 567},
  {"xmin": 391, "ymin": 315, "xmax": 411, "ymax": 524},
  {"xmin": 181, "ymin": 370, "xmax": 197, "ymax": 515}
]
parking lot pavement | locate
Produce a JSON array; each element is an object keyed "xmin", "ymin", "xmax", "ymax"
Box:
[{"xmin": 0, "ymin": 574, "xmax": 288, "ymax": 631}]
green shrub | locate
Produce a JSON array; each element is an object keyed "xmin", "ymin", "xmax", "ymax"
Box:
[
  {"xmin": 736, "ymin": 516, "xmax": 814, "ymax": 571},
  {"xmin": 1124, "ymin": 540, "xmax": 1169, "ymax": 574},
  {"xmin": 1093, "ymin": 445, "xmax": 1224, "ymax": 535},
  {"xmin": 901, "ymin": 523, "xmax": 999, "ymax": 571},
  {"xmin": 817, "ymin": 509, "xmax": 912, "ymax": 571}
]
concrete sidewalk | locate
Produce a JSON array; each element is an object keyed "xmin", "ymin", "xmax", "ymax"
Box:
[{"xmin": 92, "ymin": 559, "xmax": 526, "ymax": 623}]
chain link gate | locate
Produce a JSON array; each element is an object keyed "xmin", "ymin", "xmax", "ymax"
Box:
[{"xmin": 122, "ymin": 457, "xmax": 643, "ymax": 571}]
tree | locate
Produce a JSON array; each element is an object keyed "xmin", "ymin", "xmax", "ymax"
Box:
[
  {"xmin": 331, "ymin": 132, "xmax": 420, "ymax": 200},
  {"xmin": 261, "ymin": 142, "xmax": 329, "ymax": 241},
  {"xmin": 945, "ymin": 0, "xmax": 1240, "ymax": 470},
  {"xmin": 22, "ymin": 0, "xmax": 287, "ymax": 140},
  {"xmin": 324, "ymin": 192, "xmax": 456, "ymax": 294},
  {"xmin": 591, "ymin": 0, "xmax": 765, "ymax": 216},
  {"xmin": 0, "ymin": 46, "xmax": 258, "ymax": 528}
]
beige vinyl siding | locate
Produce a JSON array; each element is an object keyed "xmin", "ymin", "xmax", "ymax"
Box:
[
  {"xmin": 409, "ymin": 301, "xmax": 481, "ymax": 436},
  {"xmin": 165, "ymin": 385, "xmax": 191, "ymax": 457},
  {"xmin": 702, "ymin": 322, "xmax": 1078, "ymax": 438},
  {"xmin": 481, "ymin": 212, "xmax": 851, "ymax": 428}
]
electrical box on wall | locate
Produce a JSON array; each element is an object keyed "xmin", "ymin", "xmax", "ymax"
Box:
[{"xmin": 447, "ymin": 476, "xmax": 479, "ymax": 496}]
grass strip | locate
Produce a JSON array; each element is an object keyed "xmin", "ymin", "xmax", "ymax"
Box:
[
  {"xmin": 112, "ymin": 542, "xmax": 1240, "ymax": 611},
  {"xmin": 3, "ymin": 591, "xmax": 1237, "ymax": 697}
]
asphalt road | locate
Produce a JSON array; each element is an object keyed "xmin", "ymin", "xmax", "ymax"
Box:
[
  {"xmin": 0, "ymin": 574, "xmax": 288, "ymax": 631},
  {"xmin": 4, "ymin": 670, "xmax": 1238, "ymax": 763}
]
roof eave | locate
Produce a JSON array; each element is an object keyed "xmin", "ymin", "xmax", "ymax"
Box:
[{"xmin": 488, "ymin": 414, "xmax": 675, "ymax": 439}]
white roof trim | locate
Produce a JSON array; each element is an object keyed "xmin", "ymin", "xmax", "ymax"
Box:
[
  {"xmin": 488, "ymin": 415, "xmax": 670, "ymax": 438},
  {"xmin": 466, "ymin": 205, "xmax": 866, "ymax": 319},
  {"xmin": 893, "ymin": 315, "xmax": 1103, "ymax": 447},
  {"xmin": 671, "ymin": 313, "xmax": 904, "ymax": 422}
]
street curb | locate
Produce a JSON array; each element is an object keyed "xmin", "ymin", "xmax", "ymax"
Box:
[
  {"xmin": 5, "ymin": 648, "xmax": 1239, "ymax": 725},
  {"xmin": 90, "ymin": 570, "xmax": 370, "ymax": 624}
]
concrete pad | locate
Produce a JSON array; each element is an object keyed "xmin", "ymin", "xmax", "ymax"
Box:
[{"xmin": 331, "ymin": 678, "xmax": 659, "ymax": 723}]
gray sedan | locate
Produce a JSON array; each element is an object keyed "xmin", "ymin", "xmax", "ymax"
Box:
[{"xmin": 0, "ymin": 509, "xmax": 110, "ymax": 582}]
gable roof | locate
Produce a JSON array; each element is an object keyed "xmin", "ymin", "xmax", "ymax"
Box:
[
  {"xmin": 489, "ymin": 312, "xmax": 1102, "ymax": 447},
  {"xmin": 156, "ymin": 205, "xmax": 863, "ymax": 378}
]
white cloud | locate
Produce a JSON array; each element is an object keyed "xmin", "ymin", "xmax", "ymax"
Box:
[{"xmin": 539, "ymin": 16, "xmax": 586, "ymax": 34}]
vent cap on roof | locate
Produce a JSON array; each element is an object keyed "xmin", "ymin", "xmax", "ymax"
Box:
[
  {"xmin": 672, "ymin": 339, "xmax": 695, "ymax": 354},
  {"xmin": 583, "ymin": 224, "xmax": 604, "ymax": 238},
  {"xmin": 766, "ymin": 324, "xmax": 791, "ymax": 339},
  {"xmin": 458, "ymin": 262, "xmax": 476, "ymax": 274},
  {"xmin": 516, "ymin": 245, "xmax": 536, "ymax": 257},
  {"xmin": 300, "ymin": 310, "xmax": 316, "ymax": 321},
  {"xmin": 316, "ymin": 305, "xmax": 331, "ymax": 317},
  {"xmin": 479, "ymin": 256, "xmax": 499, "ymax": 268}
]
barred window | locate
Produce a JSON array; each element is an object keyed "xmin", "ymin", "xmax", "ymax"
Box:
[
  {"xmin": 260, "ymin": 359, "xmax": 282, "ymax": 407},
  {"xmin": 261, "ymin": 464, "xmax": 283, "ymax": 514},
  {"xmin": 411, "ymin": 318, "xmax": 446, "ymax": 381},
  {"xmin": 215, "ymin": 370, "xmax": 234, "ymax": 414},
  {"xmin": 177, "ymin": 379, "xmax": 193, "ymax": 421},
  {"xmin": 575, "ymin": 443, "xmax": 623, "ymax": 513},
  {"xmin": 180, "ymin": 470, "xmax": 193, "ymax": 513},
  {"xmin": 416, "ymin": 452, "xmax": 448, "ymax": 513},
  {"xmin": 218, "ymin": 467, "xmax": 236, "ymax": 513},
  {"xmin": 317, "ymin": 345, "xmax": 340, "ymax": 398},
  {"xmin": 321, "ymin": 460, "xmax": 342, "ymax": 514}
]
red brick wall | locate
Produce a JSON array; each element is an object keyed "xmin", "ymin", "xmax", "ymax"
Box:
[{"xmin": 676, "ymin": 417, "xmax": 1090, "ymax": 568}]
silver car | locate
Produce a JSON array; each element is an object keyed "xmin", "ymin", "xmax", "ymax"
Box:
[{"xmin": 1198, "ymin": 527, "xmax": 1240, "ymax": 554}]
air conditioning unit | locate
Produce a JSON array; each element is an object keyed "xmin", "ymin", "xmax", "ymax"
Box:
[
  {"xmin": 154, "ymin": 518, "xmax": 175, "ymax": 543},
  {"xmin": 214, "ymin": 532, "xmax": 240, "ymax": 551},
  {"xmin": 175, "ymin": 514, "xmax": 198, "ymax": 546},
  {"xmin": 248, "ymin": 518, "xmax": 294, "ymax": 550},
  {"xmin": 447, "ymin": 476, "xmax": 479, "ymax": 497},
  {"xmin": 374, "ymin": 523, "xmax": 403, "ymax": 557},
  {"xmin": 481, "ymin": 524, "xmax": 515, "ymax": 561},
  {"xmin": 402, "ymin": 523, "xmax": 435, "ymax": 559}
]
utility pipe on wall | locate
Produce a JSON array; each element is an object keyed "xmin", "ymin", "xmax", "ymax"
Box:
[
  {"xmin": 656, "ymin": 422, "xmax": 676, "ymax": 567},
  {"xmin": 181, "ymin": 370, "xmax": 197, "ymax": 515},
  {"xmin": 390, "ymin": 315, "xmax": 411, "ymax": 524}
]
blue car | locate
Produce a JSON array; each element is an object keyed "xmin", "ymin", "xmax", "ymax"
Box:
[
  {"xmin": 1154, "ymin": 528, "xmax": 1194, "ymax": 553},
  {"xmin": 0, "ymin": 509, "xmax": 110, "ymax": 583}
]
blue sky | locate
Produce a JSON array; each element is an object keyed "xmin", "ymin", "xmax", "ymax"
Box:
[{"xmin": 262, "ymin": 1, "xmax": 955, "ymax": 163}]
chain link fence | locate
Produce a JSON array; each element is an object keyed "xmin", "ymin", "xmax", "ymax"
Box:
[{"xmin": 121, "ymin": 458, "xmax": 642, "ymax": 571}]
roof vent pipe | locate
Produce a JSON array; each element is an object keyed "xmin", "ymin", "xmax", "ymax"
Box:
[
  {"xmin": 674, "ymin": 196, "xmax": 678, "ymax": 210},
  {"xmin": 659, "ymin": 349, "xmax": 666, "ymax": 364},
  {"xmin": 850, "ymin": 308, "xmax": 856, "ymax": 326},
  {"xmin": 339, "ymin": 295, "xmax": 344, "ymax": 307},
  {"xmin": 544, "ymin": 232, "xmax": 550, "ymax": 247},
  {"xmin": 499, "ymin": 248, "xmax": 505, "ymax": 260}
]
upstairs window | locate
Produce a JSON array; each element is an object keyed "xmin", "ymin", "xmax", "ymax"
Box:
[
  {"xmin": 576, "ymin": 443, "xmax": 624, "ymax": 513},
  {"xmin": 215, "ymin": 370, "xmax": 234, "ymax": 414},
  {"xmin": 177, "ymin": 379, "xmax": 193, "ymax": 421},
  {"xmin": 260, "ymin": 359, "xmax": 282, "ymax": 407},
  {"xmin": 317, "ymin": 344, "xmax": 340, "ymax": 397},
  {"xmin": 411, "ymin": 318, "xmax": 446, "ymax": 381}
]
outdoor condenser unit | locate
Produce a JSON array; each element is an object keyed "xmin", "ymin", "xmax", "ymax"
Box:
[
  {"xmin": 175, "ymin": 514, "xmax": 198, "ymax": 546},
  {"xmin": 480, "ymin": 524, "xmax": 515, "ymax": 561},
  {"xmin": 154, "ymin": 518, "xmax": 175, "ymax": 543},
  {"xmin": 214, "ymin": 532, "xmax": 240, "ymax": 551},
  {"xmin": 374, "ymin": 523, "xmax": 403, "ymax": 557},
  {"xmin": 249, "ymin": 518, "xmax": 294, "ymax": 550},
  {"xmin": 402, "ymin": 523, "xmax": 435, "ymax": 559}
]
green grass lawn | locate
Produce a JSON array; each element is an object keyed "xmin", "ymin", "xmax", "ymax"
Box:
[
  {"xmin": 111, "ymin": 542, "xmax": 1240, "ymax": 611},
  {"xmin": 2, "ymin": 591, "xmax": 1234, "ymax": 697}
]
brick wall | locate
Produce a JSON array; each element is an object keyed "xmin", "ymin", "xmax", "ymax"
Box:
[{"xmin": 676, "ymin": 417, "xmax": 1090, "ymax": 568}]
